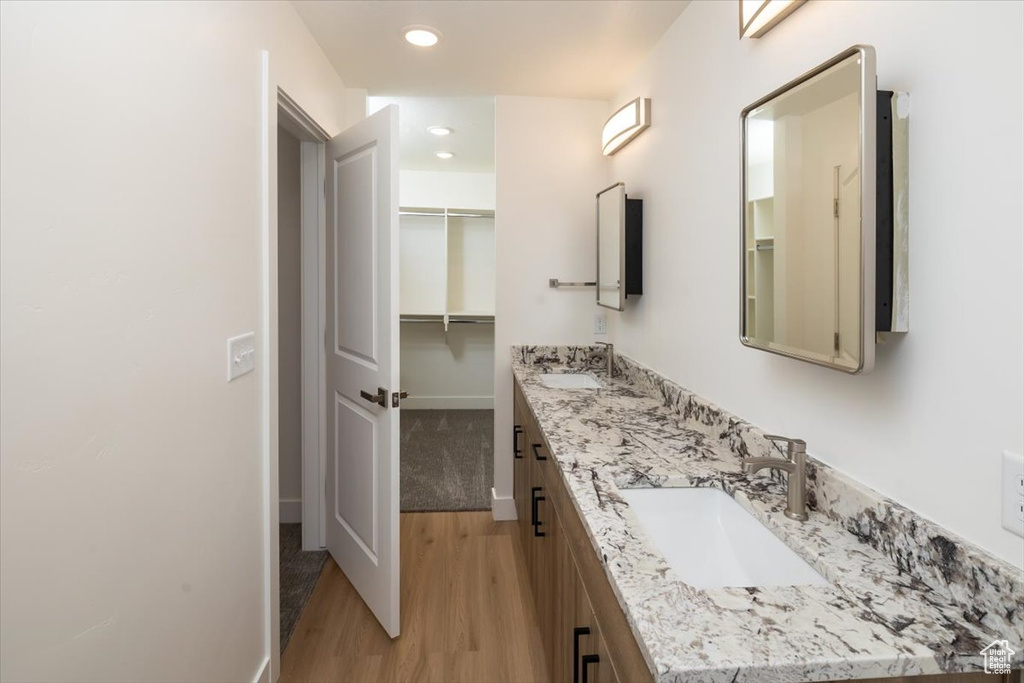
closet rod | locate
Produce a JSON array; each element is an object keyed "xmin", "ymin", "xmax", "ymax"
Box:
[
  {"xmin": 398, "ymin": 209, "xmax": 495, "ymax": 219},
  {"xmin": 399, "ymin": 317, "xmax": 494, "ymax": 324}
]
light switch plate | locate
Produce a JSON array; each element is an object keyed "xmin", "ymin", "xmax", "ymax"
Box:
[
  {"xmin": 594, "ymin": 312, "xmax": 607, "ymax": 336},
  {"xmin": 1001, "ymin": 450, "xmax": 1024, "ymax": 538},
  {"xmin": 227, "ymin": 332, "xmax": 256, "ymax": 381}
]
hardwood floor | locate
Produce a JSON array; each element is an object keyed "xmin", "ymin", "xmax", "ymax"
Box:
[{"xmin": 280, "ymin": 512, "xmax": 549, "ymax": 683}]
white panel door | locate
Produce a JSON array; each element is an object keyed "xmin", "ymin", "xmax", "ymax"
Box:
[{"xmin": 324, "ymin": 105, "xmax": 400, "ymax": 637}]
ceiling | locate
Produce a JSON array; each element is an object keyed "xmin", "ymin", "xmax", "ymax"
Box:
[
  {"xmin": 368, "ymin": 96, "xmax": 495, "ymax": 173},
  {"xmin": 291, "ymin": 1, "xmax": 690, "ymax": 99}
]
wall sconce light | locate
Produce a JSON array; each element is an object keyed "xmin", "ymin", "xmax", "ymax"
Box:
[
  {"xmin": 740, "ymin": 0, "xmax": 806, "ymax": 39},
  {"xmin": 602, "ymin": 97, "xmax": 651, "ymax": 156}
]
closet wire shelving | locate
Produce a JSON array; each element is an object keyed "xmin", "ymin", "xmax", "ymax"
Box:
[{"xmin": 399, "ymin": 207, "xmax": 495, "ymax": 332}]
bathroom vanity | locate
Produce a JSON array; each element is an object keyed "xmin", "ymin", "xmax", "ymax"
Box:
[{"xmin": 511, "ymin": 346, "xmax": 1023, "ymax": 683}]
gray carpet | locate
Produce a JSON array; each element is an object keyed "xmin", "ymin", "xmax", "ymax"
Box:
[
  {"xmin": 401, "ymin": 409, "xmax": 494, "ymax": 512},
  {"xmin": 279, "ymin": 523, "xmax": 328, "ymax": 653}
]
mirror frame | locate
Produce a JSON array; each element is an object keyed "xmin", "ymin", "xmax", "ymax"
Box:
[
  {"xmin": 739, "ymin": 45, "xmax": 877, "ymax": 374},
  {"xmin": 596, "ymin": 182, "xmax": 627, "ymax": 311}
]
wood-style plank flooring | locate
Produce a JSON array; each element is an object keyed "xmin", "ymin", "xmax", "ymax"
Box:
[{"xmin": 280, "ymin": 512, "xmax": 549, "ymax": 683}]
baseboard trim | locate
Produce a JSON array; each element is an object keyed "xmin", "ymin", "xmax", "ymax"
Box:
[
  {"xmin": 401, "ymin": 396, "xmax": 494, "ymax": 410},
  {"xmin": 491, "ymin": 488, "xmax": 517, "ymax": 521},
  {"xmin": 279, "ymin": 499, "xmax": 301, "ymax": 524},
  {"xmin": 253, "ymin": 657, "xmax": 270, "ymax": 683}
]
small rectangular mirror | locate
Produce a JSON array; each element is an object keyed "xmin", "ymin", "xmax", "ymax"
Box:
[
  {"xmin": 741, "ymin": 45, "xmax": 877, "ymax": 373},
  {"xmin": 597, "ymin": 182, "xmax": 642, "ymax": 311}
]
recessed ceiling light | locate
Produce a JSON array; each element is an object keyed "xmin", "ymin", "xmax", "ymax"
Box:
[
  {"xmin": 436, "ymin": 152, "xmax": 454, "ymax": 160},
  {"xmin": 427, "ymin": 126, "xmax": 452, "ymax": 136},
  {"xmin": 403, "ymin": 26, "xmax": 442, "ymax": 48}
]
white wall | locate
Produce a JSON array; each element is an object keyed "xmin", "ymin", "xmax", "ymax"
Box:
[
  {"xmin": 492, "ymin": 96, "xmax": 611, "ymax": 516},
  {"xmin": 400, "ymin": 323, "xmax": 496, "ymax": 410},
  {"xmin": 400, "ymin": 170, "xmax": 496, "ymax": 210},
  {"xmin": 0, "ymin": 2, "xmax": 351, "ymax": 680},
  {"xmin": 277, "ymin": 125, "xmax": 302, "ymax": 522},
  {"xmin": 607, "ymin": 0, "xmax": 1024, "ymax": 567}
]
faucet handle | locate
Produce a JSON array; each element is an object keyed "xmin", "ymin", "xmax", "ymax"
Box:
[{"xmin": 763, "ymin": 434, "xmax": 806, "ymax": 457}]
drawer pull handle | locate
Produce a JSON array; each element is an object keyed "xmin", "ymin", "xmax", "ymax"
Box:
[
  {"xmin": 573, "ymin": 627, "xmax": 591, "ymax": 683},
  {"xmin": 514, "ymin": 426, "xmax": 523, "ymax": 459},
  {"xmin": 531, "ymin": 486, "xmax": 546, "ymax": 537},
  {"xmin": 532, "ymin": 443, "xmax": 547, "ymax": 461},
  {"xmin": 581, "ymin": 654, "xmax": 600, "ymax": 683}
]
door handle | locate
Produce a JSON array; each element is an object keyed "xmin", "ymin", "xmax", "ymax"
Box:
[
  {"xmin": 391, "ymin": 390, "xmax": 409, "ymax": 408},
  {"xmin": 573, "ymin": 627, "xmax": 591, "ymax": 683},
  {"xmin": 514, "ymin": 426, "xmax": 523, "ymax": 458},
  {"xmin": 581, "ymin": 654, "xmax": 600, "ymax": 683},
  {"xmin": 532, "ymin": 443, "xmax": 547, "ymax": 461},
  {"xmin": 360, "ymin": 387, "xmax": 388, "ymax": 407}
]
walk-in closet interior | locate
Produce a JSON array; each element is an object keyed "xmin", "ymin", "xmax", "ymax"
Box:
[{"xmin": 368, "ymin": 96, "xmax": 497, "ymax": 512}]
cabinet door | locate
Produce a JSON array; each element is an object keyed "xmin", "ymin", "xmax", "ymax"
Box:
[
  {"xmin": 564, "ymin": 551, "xmax": 622, "ymax": 683},
  {"xmin": 528, "ymin": 440, "xmax": 564, "ymax": 682},
  {"xmin": 512, "ymin": 400, "xmax": 529, "ymax": 547},
  {"xmin": 539, "ymin": 491, "xmax": 564, "ymax": 683}
]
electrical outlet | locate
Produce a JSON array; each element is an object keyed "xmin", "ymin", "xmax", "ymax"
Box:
[
  {"xmin": 227, "ymin": 332, "xmax": 256, "ymax": 381},
  {"xmin": 1001, "ymin": 450, "xmax": 1024, "ymax": 538},
  {"xmin": 594, "ymin": 312, "xmax": 607, "ymax": 336}
]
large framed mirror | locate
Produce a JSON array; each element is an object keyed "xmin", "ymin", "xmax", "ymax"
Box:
[{"xmin": 740, "ymin": 45, "xmax": 877, "ymax": 373}]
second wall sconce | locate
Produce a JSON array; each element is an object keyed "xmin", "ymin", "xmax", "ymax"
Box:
[
  {"xmin": 740, "ymin": 0, "xmax": 807, "ymax": 38},
  {"xmin": 602, "ymin": 97, "xmax": 651, "ymax": 155}
]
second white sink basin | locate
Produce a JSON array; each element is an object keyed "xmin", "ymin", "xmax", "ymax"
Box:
[
  {"xmin": 620, "ymin": 487, "xmax": 828, "ymax": 589},
  {"xmin": 539, "ymin": 373, "xmax": 602, "ymax": 389}
]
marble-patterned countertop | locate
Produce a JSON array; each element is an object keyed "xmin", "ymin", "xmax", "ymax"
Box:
[{"xmin": 511, "ymin": 346, "xmax": 1024, "ymax": 683}]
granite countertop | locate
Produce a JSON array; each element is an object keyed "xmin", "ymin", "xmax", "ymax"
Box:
[{"xmin": 511, "ymin": 346, "xmax": 1024, "ymax": 683}]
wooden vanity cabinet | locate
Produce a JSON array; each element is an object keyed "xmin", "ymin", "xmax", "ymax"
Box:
[{"xmin": 514, "ymin": 381, "xmax": 652, "ymax": 683}]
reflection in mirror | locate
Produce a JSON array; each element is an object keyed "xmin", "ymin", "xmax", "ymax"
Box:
[
  {"xmin": 597, "ymin": 183, "xmax": 624, "ymax": 310},
  {"xmin": 742, "ymin": 47, "xmax": 875, "ymax": 373}
]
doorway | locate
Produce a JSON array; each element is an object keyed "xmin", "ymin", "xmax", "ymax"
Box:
[
  {"xmin": 269, "ymin": 89, "xmax": 404, "ymax": 669},
  {"xmin": 275, "ymin": 95, "xmax": 331, "ymax": 653},
  {"xmin": 367, "ymin": 96, "xmax": 497, "ymax": 514}
]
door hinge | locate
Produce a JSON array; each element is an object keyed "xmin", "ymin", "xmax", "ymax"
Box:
[
  {"xmin": 834, "ymin": 332, "xmax": 840, "ymax": 353},
  {"xmin": 833, "ymin": 198, "xmax": 839, "ymax": 218}
]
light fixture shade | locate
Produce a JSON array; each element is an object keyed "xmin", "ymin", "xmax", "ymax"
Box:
[
  {"xmin": 740, "ymin": 0, "xmax": 806, "ymax": 39},
  {"xmin": 602, "ymin": 97, "xmax": 651, "ymax": 156}
]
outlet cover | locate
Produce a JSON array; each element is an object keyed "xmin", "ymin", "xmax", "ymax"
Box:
[
  {"xmin": 594, "ymin": 313, "xmax": 607, "ymax": 336},
  {"xmin": 1001, "ymin": 450, "xmax": 1024, "ymax": 538},
  {"xmin": 227, "ymin": 332, "xmax": 256, "ymax": 381}
]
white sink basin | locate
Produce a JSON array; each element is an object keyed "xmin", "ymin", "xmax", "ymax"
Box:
[
  {"xmin": 539, "ymin": 373, "xmax": 602, "ymax": 389},
  {"xmin": 620, "ymin": 487, "xmax": 828, "ymax": 589}
]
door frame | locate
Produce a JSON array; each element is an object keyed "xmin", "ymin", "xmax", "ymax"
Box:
[
  {"xmin": 260, "ymin": 48, "xmax": 333, "ymax": 682},
  {"xmin": 278, "ymin": 89, "xmax": 331, "ymax": 553}
]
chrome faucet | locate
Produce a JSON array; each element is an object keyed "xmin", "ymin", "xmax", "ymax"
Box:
[
  {"xmin": 743, "ymin": 435, "xmax": 808, "ymax": 521},
  {"xmin": 590, "ymin": 342, "xmax": 614, "ymax": 379}
]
